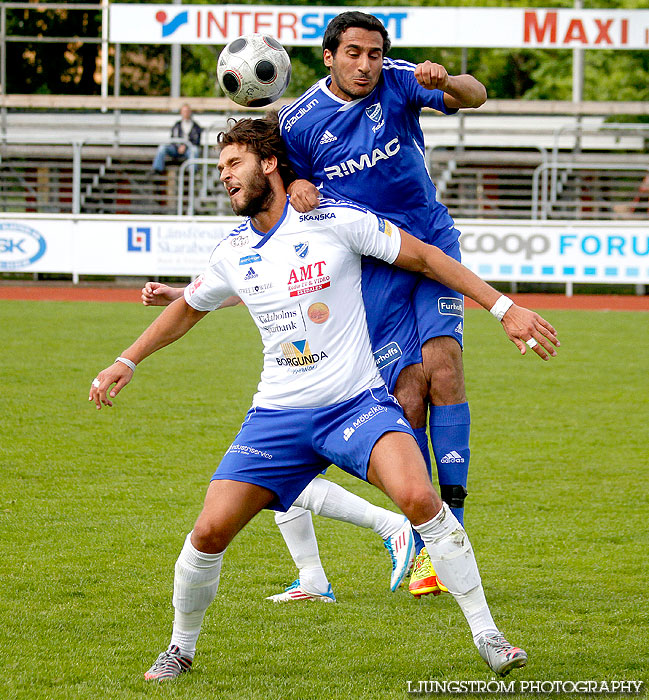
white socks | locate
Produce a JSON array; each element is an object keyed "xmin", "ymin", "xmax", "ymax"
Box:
[
  {"xmin": 293, "ymin": 477, "xmax": 405, "ymax": 540},
  {"xmin": 414, "ymin": 504, "xmax": 498, "ymax": 644},
  {"xmin": 170, "ymin": 533, "xmax": 224, "ymax": 657},
  {"xmin": 274, "ymin": 506, "xmax": 330, "ymax": 595}
]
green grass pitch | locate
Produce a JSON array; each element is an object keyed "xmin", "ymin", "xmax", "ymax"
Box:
[{"xmin": 1, "ymin": 299, "xmax": 647, "ymax": 699}]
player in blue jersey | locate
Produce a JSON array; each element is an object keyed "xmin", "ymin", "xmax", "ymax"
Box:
[
  {"xmin": 89, "ymin": 116, "xmax": 556, "ymax": 682},
  {"xmin": 277, "ymin": 11, "xmax": 488, "ymax": 597}
]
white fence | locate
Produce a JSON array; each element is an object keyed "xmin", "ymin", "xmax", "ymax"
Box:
[{"xmin": 1, "ymin": 213, "xmax": 647, "ymax": 289}]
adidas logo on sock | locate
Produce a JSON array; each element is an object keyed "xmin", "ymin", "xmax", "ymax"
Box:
[
  {"xmin": 441, "ymin": 450, "xmax": 465, "ymax": 463},
  {"xmin": 319, "ymin": 130, "xmax": 337, "ymax": 145}
]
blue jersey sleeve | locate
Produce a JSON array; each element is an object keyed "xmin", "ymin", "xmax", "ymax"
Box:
[
  {"xmin": 383, "ymin": 58, "xmax": 458, "ymax": 115},
  {"xmin": 278, "ymin": 106, "xmax": 313, "ymax": 181}
]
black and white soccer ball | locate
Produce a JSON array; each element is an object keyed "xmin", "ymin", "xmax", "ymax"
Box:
[{"xmin": 217, "ymin": 34, "xmax": 291, "ymax": 108}]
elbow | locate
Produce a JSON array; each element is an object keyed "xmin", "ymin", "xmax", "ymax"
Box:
[{"xmin": 470, "ymin": 85, "xmax": 487, "ymax": 109}]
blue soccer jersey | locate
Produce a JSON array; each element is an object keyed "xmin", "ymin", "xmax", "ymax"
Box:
[{"xmin": 279, "ymin": 57, "xmax": 457, "ymax": 249}]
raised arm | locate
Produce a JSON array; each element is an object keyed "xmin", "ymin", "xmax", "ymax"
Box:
[
  {"xmin": 89, "ymin": 297, "xmax": 208, "ymax": 409},
  {"xmin": 142, "ymin": 282, "xmax": 241, "ymax": 309},
  {"xmin": 414, "ymin": 61, "xmax": 486, "ymax": 109},
  {"xmin": 394, "ymin": 230, "xmax": 559, "ymax": 360}
]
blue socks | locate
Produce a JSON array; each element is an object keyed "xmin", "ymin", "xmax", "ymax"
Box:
[{"xmin": 429, "ymin": 402, "xmax": 470, "ymax": 527}]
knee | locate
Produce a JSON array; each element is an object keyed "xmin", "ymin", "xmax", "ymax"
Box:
[
  {"xmin": 191, "ymin": 518, "xmax": 232, "ymax": 554},
  {"xmin": 398, "ymin": 483, "xmax": 441, "ymax": 526},
  {"xmin": 425, "ymin": 343, "xmax": 466, "ymax": 404}
]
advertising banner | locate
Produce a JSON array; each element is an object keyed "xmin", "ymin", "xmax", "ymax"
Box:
[
  {"xmin": 109, "ymin": 4, "xmax": 649, "ymax": 50},
  {"xmin": 1, "ymin": 215, "xmax": 647, "ymax": 285}
]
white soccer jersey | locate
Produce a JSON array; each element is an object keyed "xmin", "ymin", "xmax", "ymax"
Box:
[{"xmin": 184, "ymin": 197, "xmax": 402, "ymax": 409}]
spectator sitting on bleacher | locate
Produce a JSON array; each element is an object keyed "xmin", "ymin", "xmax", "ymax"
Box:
[{"xmin": 151, "ymin": 104, "xmax": 202, "ymax": 175}]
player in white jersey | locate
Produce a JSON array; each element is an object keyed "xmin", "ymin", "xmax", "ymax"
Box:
[
  {"xmin": 278, "ymin": 10, "xmax": 488, "ymax": 597},
  {"xmin": 89, "ymin": 116, "xmax": 558, "ymax": 682}
]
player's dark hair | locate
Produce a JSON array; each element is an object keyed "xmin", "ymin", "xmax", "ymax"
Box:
[
  {"xmin": 218, "ymin": 112, "xmax": 295, "ymax": 187},
  {"xmin": 322, "ymin": 11, "xmax": 391, "ymax": 56}
]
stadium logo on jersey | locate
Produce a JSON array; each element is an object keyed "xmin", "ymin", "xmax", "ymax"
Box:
[
  {"xmin": 323, "ymin": 138, "xmax": 400, "ymax": 180},
  {"xmin": 319, "ymin": 130, "xmax": 337, "ymax": 145},
  {"xmin": 294, "ymin": 242, "xmax": 309, "ymax": 258},
  {"xmin": 244, "ymin": 267, "xmax": 258, "ymax": 280},
  {"xmin": 438, "ymin": 297, "xmax": 464, "ymax": 317},
  {"xmin": 230, "ymin": 235, "xmax": 249, "ymax": 247},
  {"xmin": 283, "ymin": 99, "xmax": 318, "ymax": 133},
  {"xmin": 288, "ymin": 260, "xmax": 330, "ymax": 297},
  {"xmin": 156, "ymin": 10, "xmax": 189, "ymax": 38},
  {"xmin": 239, "ymin": 254, "xmax": 261, "ymax": 265},
  {"xmin": 277, "ymin": 339, "xmax": 328, "ymax": 372},
  {"xmin": 365, "ymin": 102, "xmax": 385, "ymax": 133}
]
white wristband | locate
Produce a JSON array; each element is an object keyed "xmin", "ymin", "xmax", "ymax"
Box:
[
  {"xmin": 489, "ymin": 295, "xmax": 514, "ymax": 321},
  {"xmin": 115, "ymin": 356, "xmax": 137, "ymax": 372}
]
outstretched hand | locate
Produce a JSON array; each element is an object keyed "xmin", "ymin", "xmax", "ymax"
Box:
[
  {"xmin": 88, "ymin": 362, "xmax": 133, "ymax": 409},
  {"xmin": 501, "ymin": 305, "xmax": 560, "ymax": 360}
]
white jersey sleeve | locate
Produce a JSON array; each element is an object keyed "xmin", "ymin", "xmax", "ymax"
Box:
[
  {"xmin": 337, "ymin": 206, "xmax": 402, "ymax": 265},
  {"xmin": 184, "ymin": 242, "xmax": 236, "ymax": 311}
]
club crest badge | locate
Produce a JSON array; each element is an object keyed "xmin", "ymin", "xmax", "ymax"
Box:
[
  {"xmin": 294, "ymin": 242, "xmax": 309, "ymax": 259},
  {"xmin": 365, "ymin": 102, "xmax": 384, "ymax": 132}
]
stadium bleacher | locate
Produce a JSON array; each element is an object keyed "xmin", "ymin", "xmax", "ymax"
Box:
[{"xmin": 1, "ymin": 97, "xmax": 648, "ymax": 219}]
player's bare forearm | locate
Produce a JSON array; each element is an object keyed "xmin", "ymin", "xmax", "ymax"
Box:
[
  {"xmin": 395, "ymin": 232, "xmax": 499, "ymax": 310},
  {"xmin": 122, "ymin": 298, "xmax": 207, "ymax": 364},
  {"xmin": 394, "ymin": 231, "xmax": 559, "ymax": 359},
  {"xmin": 443, "ymin": 74, "xmax": 487, "ymax": 110},
  {"xmin": 89, "ymin": 298, "xmax": 207, "ymax": 409},
  {"xmin": 415, "ymin": 62, "xmax": 486, "ymax": 109}
]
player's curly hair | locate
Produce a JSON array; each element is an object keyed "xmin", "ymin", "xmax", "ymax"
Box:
[
  {"xmin": 322, "ymin": 11, "xmax": 391, "ymax": 56},
  {"xmin": 217, "ymin": 112, "xmax": 296, "ymax": 188}
]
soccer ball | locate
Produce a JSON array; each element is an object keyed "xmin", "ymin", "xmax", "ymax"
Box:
[{"xmin": 217, "ymin": 34, "xmax": 291, "ymax": 108}]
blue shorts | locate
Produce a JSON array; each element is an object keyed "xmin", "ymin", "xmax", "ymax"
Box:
[
  {"xmin": 362, "ymin": 234, "xmax": 464, "ymax": 392},
  {"xmin": 212, "ymin": 386, "xmax": 414, "ymax": 511}
]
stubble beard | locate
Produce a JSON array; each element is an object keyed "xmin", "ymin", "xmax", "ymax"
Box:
[{"xmin": 231, "ymin": 165, "xmax": 274, "ymax": 218}]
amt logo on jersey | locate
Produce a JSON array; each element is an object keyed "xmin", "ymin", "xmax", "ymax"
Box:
[
  {"xmin": 324, "ymin": 138, "xmax": 400, "ymax": 179},
  {"xmin": 288, "ymin": 260, "xmax": 330, "ymax": 297}
]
